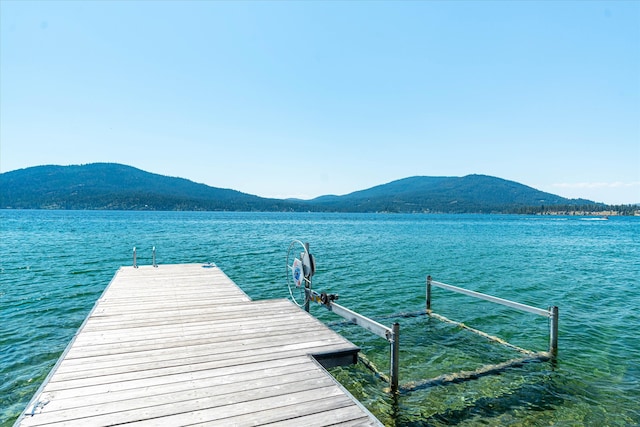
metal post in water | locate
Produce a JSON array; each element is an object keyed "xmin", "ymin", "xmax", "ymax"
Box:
[
  {"xmin": 133, "ymin": 247, "xmax": 137, "ymax": 268},
  {"xmin": 549, "ymin": 306, "xmax": 559, "ymax": 356},
  {"xmin": 390, "ymin": 322, "xmax": 400, "ymax": 393},
  {"xmin": 426, "ymin": 275, "xmax": 432, "ymax": 314},
  {"xmin": 304, "ymin": 242, "xmax": 311, "ymax": 312},
  {"xmin": 152, "ymin": 246, "xmax": 157, "ymax": 268}
]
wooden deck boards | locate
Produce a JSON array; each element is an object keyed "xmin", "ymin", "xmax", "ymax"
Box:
[{"xmin": 17, "ymin": 264, "xmax": 381, "ymax": 427}]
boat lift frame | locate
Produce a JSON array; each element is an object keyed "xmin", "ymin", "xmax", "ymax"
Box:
[
  {"xmin": 426, "ymin": 275, "xmax": 559, "ymax": 357},
  {"xmin": 304, "ymin": 276, "xmax": 558, "ymax": 395},
  {"xmin": 293, "ymin": 242, "xmax": 558, "ymax": 395},
  {"xmin": 308, "ymin": 289, "xmax": 401, "ymax": 393}
]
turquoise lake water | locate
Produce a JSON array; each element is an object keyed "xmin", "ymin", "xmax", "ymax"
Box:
[{"xmin": 1, "ymin": 210, "xmax": 638, "ymax": 426}]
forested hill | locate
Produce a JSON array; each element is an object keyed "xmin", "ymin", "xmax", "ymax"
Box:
[
  {"xmin": 0, "ymin": 163, "xmax": 604, "ymax": 213},
  {"xmin": 308, "ymin": 175, "xmax": 598, "ymax": 213},
  {"xmin": 0, "ymin": 163, "xmax": 297, "ymax": 211}
]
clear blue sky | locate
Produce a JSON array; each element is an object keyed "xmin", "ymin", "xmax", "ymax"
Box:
[{"xmin": 1, "ymin": 1, "xmax": 639, "ymax": 204}]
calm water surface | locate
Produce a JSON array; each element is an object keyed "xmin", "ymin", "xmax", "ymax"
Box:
[{"xmin": 1, "ymin": 211, "xmax": 638, "ymax": 426}]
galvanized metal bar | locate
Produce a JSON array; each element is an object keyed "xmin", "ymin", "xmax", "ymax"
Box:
[
  {"xmin": 430, "ymin": 279, "xmax": 550, "ymax": 317},
  {"xmin": 152, "ymin": 246, "xmax": 157, "ymax": 268},
  {"xmin": 357, "ymin": 353, "xmax": 390, "ymax": 383},
  {"xmin": 308, "ymin": 288, "xmax": 399, "ymax": 392},
  {"xmin": 327, "ymin": 302, "xmax": 394, "ymax": 342},
  {"xmin": 133, "ymin": 247, "xmax": 137, "ymax": 268},
  {"xmin": 428, "ymin": 311, "xmax": 536, "ymax": 355},
  {"xmin": 304, "ymin": 285, "xmax": 311, "ymax": 313},
  {"xmin": 426, "ymin": 275, "xmax": 432, "ymax": 314},
  {"xmin": 390, "ymin": 322, "xmax": 400, "ymax": 393},
  {"xmin": 399, "ymin": 352, "xmax": 551, "ymax": 393},
  {"xmin": 304, "ymin": 242, "xmax": 311, "ymax": 313},
  {"xmin": 549, "ymin": 306, "xmax": 559, "ymax": 356}
]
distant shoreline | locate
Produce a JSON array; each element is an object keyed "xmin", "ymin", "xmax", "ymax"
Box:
[
  {"xmin": 2, "ymin": 164, "xmax": 638, "ymax": 215},
  {"xmin": 1, "ymin": 207, "xmax": 638, "ymax": 216}
]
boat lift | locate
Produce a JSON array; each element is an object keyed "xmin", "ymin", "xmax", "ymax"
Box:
[{"xmin": 286, "ymin": 241, "xmax": 558, "ymax": 394}]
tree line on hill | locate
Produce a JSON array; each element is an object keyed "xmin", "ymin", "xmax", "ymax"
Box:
[{"xmin": 0, "ymin": 163, "xmax": 637, "ymax": 215}]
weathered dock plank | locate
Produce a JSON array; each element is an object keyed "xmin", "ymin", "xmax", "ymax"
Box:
[{"xmin": 16, "ymin": 264, "xmax": 381, "ymax": 426}]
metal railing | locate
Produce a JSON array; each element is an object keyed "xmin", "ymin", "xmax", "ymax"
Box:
[
  {"xmin": 426, "ymin": 275, "xmax": 559, "ymax": 356},
  {"xmin": 309, "ymin": 290, "xmax": 401, "ymax": 393},
  {"xmin": 132, "ymin": 246, "xmax": 159, "ymax": 268}
]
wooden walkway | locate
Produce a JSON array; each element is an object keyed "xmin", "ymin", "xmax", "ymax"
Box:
[{"xmin": 16, "ymin": 264, "xmax": 382, "ymax": 426}]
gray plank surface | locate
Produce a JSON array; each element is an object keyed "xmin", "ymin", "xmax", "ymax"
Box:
[{"xmin": 16, "ymin": 264, "xmax": 381, "ymax": 426}]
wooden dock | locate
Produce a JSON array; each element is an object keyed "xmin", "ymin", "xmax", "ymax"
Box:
[{"xmin": 16, "ymin": 264, "xmax": 382, "ymax": 426}]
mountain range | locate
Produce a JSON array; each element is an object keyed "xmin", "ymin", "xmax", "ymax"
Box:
[{"xmin": 0, "ymin": 163, "xmax": 605, "ymax": 214}]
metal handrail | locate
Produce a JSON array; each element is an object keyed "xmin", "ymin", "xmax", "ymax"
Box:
[{"xmin": 132, "ymin": 246, "xmax": 159, "ymax": 268}]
